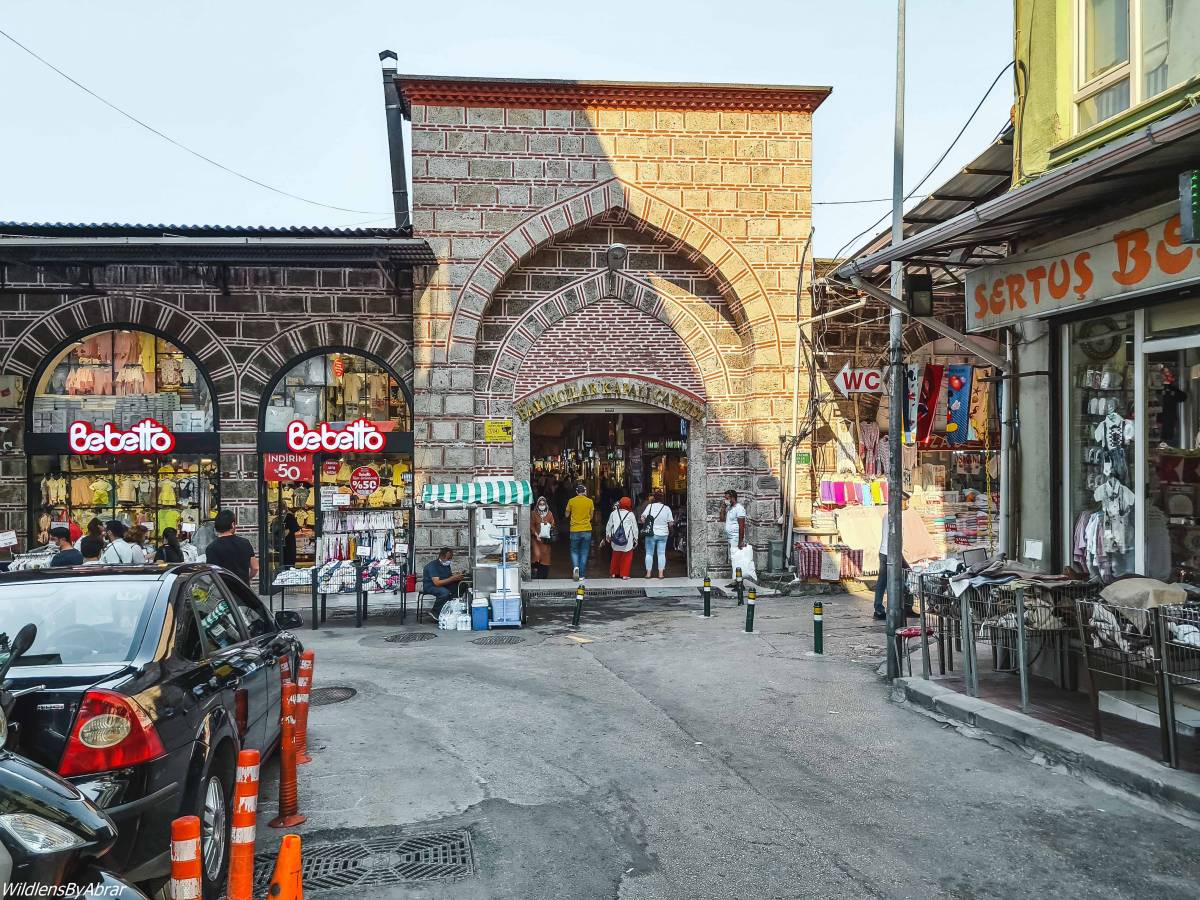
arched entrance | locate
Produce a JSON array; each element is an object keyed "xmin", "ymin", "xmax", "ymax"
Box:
[
  {"xmin": 26, "ymin": 323, "xmax": 221, "ymax": 549},
  {"xmin": 256, "ymin": 347, "xmax": 414, "ymax": 587},
  {"xmin": 512, "ymin": 375, "xmax": 708, "ymax": 578}
]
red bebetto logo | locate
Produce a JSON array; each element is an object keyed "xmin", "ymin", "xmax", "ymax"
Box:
[
  {"xmin": 285, "ymin": 420, "xmax": 385, "ymax": 453},
  {"xmin": 68, "ymin": 419, "xmax": 176, "ymax": 454}
]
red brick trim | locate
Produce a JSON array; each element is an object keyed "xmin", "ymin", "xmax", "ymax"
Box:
[{"xmin": 396, "ymin": 76, "xmax": 830, "ymax": 115}]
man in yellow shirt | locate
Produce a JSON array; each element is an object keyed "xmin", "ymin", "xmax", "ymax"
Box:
[{"xmin": 565, "ymin": 483, "xmax": 595, "ymax": 580}]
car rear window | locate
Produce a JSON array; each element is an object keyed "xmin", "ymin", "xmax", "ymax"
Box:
[{"xmin": 0, "ymin": 579, "xmax": 156, "ymax": 665}]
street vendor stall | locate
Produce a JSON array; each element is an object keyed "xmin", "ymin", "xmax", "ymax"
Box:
[{"xmin": 420, "ymin": 478, "xmax": 532, "ymax": 628}]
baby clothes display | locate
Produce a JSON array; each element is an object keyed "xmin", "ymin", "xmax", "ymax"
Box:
[{"xmin": 1093, "ymin": 411, "xmax": 1135, "ymax": 481}]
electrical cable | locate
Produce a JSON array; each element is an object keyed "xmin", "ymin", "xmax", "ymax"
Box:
[
  {"xmin": 0, "ymin": 27, "xmax": 390, "ymax": 217},
  {"xmin": 828, "ymin": 59, "xmax": 1017, "ymax": 268}
]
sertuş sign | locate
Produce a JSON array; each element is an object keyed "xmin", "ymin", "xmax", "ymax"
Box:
[
  {"xmin": 965, "ymin": 203, "xmax": 1200, "ymax": 332},
  {"xmin": 285, "ymin": 420, "xmax": 385, "ymax": 453},
  {"xmin": 833, "ymin": 363, "xmax": 884, "ymax": 396},
  {"xmin": 349, "ymin": 466, "xmax": 380, "ymax": 498},
  {"xmin": 69, "ymin": 419, "xmax": 176, "ymax": 454},
  {"xmin": 263, "ymin": 453, "xmax": 314, "ymax": 483}
]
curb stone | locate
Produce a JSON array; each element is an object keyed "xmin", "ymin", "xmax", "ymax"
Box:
[{"xmin": 895, "ymin": 676, "xmax": 1200, "ymax": 820}]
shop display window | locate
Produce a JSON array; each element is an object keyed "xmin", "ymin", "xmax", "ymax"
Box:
[
  {"xmin": 31, "ymin": 454, "xmax": 218, "ymax": 547},
  {"xmin": 1066, "ymin": 313, "xmax": 1136, "ymax": 581},
  {"xmin": 32, "ymin": 330, "xmax": 212, "ymax": 434},
  {"xmin": 262, "ymin": 352, "xmax": 410, "ymax": 432}
]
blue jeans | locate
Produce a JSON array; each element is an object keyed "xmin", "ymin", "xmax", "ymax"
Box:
[
  {"xmin": 570, "ymin": 532, "xmax": 591, "ymax": 574},
  {"xmin": 873, "ymin": 554, "xmax": 888, "ymax": 616},
  {"xmin": 644, "ymin": 536, "xmax": 668, "ymax": 574}
]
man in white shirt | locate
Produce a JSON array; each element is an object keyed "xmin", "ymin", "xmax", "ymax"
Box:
[
  {"xmin": 874, "ymin": 495, "xmax": 915, "ymax": 621},
  {"xmin": 723, "ymin": 490, "xmax": 748, "ymax": 579},
  {"xmin": 102, "ymin": 520, "xmax": 147, "ymax": 565}
]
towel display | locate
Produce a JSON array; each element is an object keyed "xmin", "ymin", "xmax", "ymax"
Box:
[{"xmin": 945, "ymin": 365, "xmax": 974, "ymax": 446}]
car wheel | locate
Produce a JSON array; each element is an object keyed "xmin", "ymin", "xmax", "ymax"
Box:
[{"xmin": 195, "ymin": 747, "xmax": 233, "ymax": 898}]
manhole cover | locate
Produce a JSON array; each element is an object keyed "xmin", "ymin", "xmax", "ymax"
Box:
[
  {"xmin": 309, "ymin": 686, "xmax": 357, "ymax": 707},
  {"xmin": 471, "ymin": 635, "xmax": 525, "ymax": 646},
  {"xmin": 254, "ymin": 830, "xmax": 473, "ymax": 891},
  {"xmin": 384, "ymin": 632, "xmax": 438, "ymax": 644}
]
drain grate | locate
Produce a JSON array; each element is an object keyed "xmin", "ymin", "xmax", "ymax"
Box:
[
  {"xmin": 309, "ymin": 686, "xmax": 357, "ymax": 707},
  {"xmin": 384, "ymin": 631, "xmax": 438, "ymax": 644},
  {"xmin": 471, "ymin": 634, "xmax": 525, "ymax": 646},
  {"xmin": 254, "ymin": 830, "xmax": 473, "ymax": 891}
]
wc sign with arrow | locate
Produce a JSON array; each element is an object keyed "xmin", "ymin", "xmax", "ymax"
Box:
[{"xmin": 833, "ymin": 362, "xmax": 884, "ymax": 396}]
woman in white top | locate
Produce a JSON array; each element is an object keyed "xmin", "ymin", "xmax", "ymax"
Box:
[
  {"xmin": 101, "ymin": 520, "xmax": 147, "ymax": 565},
  {"xmin": 639, "ymin": 491, "xmax": 675, "ymax": 579},
  {"xmin": 604, "ymin": 497, "xmax": 639, "ymax": 579}
]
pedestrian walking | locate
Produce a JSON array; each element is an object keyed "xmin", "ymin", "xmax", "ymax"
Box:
[
  {"xmin": 530, "ymin": 495, "xmax": 556, "ymax": 579},
  {"xmin": 48, "ymin": 526, "xmax": 83, "ymax": 567},
  {"xmin": 154, "ymin": 526, "xmax": 185, "ymax": 563},
  {"xmin": 204, "ymin": 510, "xmax": 259, "ymax": 585},
  {"xmin": 604, "ymin": 496, "xmax": 638, "ymax": 579},
  {"xmin": 565, "ymin": 483, "xmax": 595, "ymax": 579},
  {"xmin": 74, "ymin": 517, "xmax": 103, "ymax": 551},
  {"xmin": 102, "ymin": 520, "xmax": 146, "ymax": 565},
  {"xmin": 640, "ymin": 490, "xmax": 674, "ymax": 579},
  {"xmin": 874, "ymin": 492, "xmax": 916, "ymax": 621},
  {"xmin": 722, "ymin": 490, "xmax": 748, "ymax": 580}
]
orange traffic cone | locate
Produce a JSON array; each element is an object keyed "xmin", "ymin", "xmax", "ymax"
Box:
[
  {"xmin": 265, "ymin": 833, "xmax": 303, "ymax": 900},
  {"xmin": 169, "ymin": 815, "xmax": 202, "ymax": 900},
  {"xmin": 226, "ymin": 749, "xmax": 260, "ymax": 900},
  {"xmin": 269, "ymin": 681, "xmax": 306, "ymax": 828},
  {"xmin": 295, "ymin": 651, "xmax": 314, "ymax": 765}
]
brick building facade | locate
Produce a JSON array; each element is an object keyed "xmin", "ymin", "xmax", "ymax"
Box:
[{"xmin": 396, "ymin": 75, "xmax": 830, "ymax": 575}]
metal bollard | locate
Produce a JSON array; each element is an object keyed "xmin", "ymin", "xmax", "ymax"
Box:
[
  {"xmin": 813, "ymin": 600, "xmax": 823, "ymax": 654},
  {"xmin": 571, "ymin": 584, "xmax": 584, "ymax": 628},
  {"xmin": 735, "ymin": 568, "xmax": 744, "ymax": 606},
  {"xmin": 744, "ymin": 588, "xmax": 756, "ymax": 633},
  {"xmin": 702, "ymin": 575, "xmax": 712, "ymax": 618}
]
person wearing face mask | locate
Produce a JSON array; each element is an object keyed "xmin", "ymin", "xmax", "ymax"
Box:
[{"xmin": 530, "ymin": 495, "xmax": 556, "ymax": 579}]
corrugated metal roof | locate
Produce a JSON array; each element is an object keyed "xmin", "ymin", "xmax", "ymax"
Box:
[{"xmin": 0, "ymin": 222, "xmax": 409, "ymax": 238}]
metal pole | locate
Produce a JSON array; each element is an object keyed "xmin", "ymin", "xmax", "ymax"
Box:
[
  {"xmin": 786, "ymin": 233, "xmax": 815, "ymax": 559},
  {"xmin": 885, "ymin": 0, "xmax": 907, "ymax": 681},
  {"xmin": 1014, "ymin": 587, "xmax": 1030, "ymax": 712},
  {"xmin": 960, "ymin": 590, "xmax": 978, "ymax": 697},
  {"xmin": 354, "ymin": 559, "xmax": 363, "ymax": 629},
  {"xmin": 744, "ymin": 588, "xmax": 757, "ymax": 633},
  {"xmin": 571, "ymin": 584, "xmax": 584, "ymax": 629},
  {"xmin": 813, "ymin": 600, "xmax": 823, "ymax": 654},
  {"xmin": 918, "ymin": 575, "xmax": 931, "ymax": 678},
  {"xmin": 702, "ymin": 575, "xmax": 712, "ymax": 618},
  {"xmin": 311, "ymin": 566, "xmax": 319, "ymax": 632},
  {"xmin": 999, "ymin": 330, "xmax": 1014, "ymax": 559}
]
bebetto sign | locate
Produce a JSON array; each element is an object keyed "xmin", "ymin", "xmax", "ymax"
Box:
[
  {"xmin": 69, "ymin": 419, "xmax": 176, "ymax": 454},
  {"xmin": 285, "ymin": 420, "xmax": 385, "ymax": 453}
]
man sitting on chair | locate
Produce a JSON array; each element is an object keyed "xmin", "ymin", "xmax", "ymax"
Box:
[{"xmin": 422, "ymin": 547, "xmax": 464, "ymax": 620}]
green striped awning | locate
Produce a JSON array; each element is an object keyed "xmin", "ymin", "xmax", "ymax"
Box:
[{"xmin": 421, "ymin": 479, "xmax": 533, "ymax": 507}]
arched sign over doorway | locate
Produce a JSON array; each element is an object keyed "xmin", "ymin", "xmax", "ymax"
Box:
[
  {"xmin": 256, "ymin": 348, "xmax": 414, "ymax": 587},
  {"xmin": 26, "ymin": 324, "xmax": 221, "ymax": 548},
  {"xmin": 510, "ymin": 374, "xmax": 708, "ymax": 578}
]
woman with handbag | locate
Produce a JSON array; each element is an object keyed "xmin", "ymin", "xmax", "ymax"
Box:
[
  {"xmin": 640, "ymin": 490, "xmax": 675, "ymax": 579},
  {"xmin": 604, "ymin": 496, "xmax": 638, "ymax": 579},
  {"xmin": 530, "ymin": 495, "xmax": 556, "ymax": 579}
]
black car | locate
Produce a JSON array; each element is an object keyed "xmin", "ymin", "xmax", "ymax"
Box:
[{"xmin": 0, "ymin": 563, "xmax": 303, "ymax": 897}]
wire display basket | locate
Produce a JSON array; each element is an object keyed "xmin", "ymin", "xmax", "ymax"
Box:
[{"xmin": 1159, "ymin": 603, "xmax": 1200, "ymax": 686}]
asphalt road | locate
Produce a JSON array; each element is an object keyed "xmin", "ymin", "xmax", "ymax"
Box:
[{"xmin": 254, "ymin": 589, "xmax": 1199, "ymax": 899}]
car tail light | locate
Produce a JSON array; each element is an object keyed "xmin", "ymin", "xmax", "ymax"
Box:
[{"xmin": 58, "ymin": 690, "xmax": 165, "ymax": 777}]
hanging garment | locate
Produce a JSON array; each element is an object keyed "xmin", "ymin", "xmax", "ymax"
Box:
[
  {"xmin": 944, "ymin": 365, "xmax": 974, "ymax": 446},
  {"xmin": 916, "ymin": 364, "xmax": 945, "ymax": 444},
  {"xmin": 113, "ymin": 331, "xmax": 139, "ymax": 370},
  {"xmin": 903, "ymin": 363, "xmax": 923, "ymax": 444},
  {"xmin": 858, "ymin": 423, "xmax": 881, "ymax": 477},
  {"xmin": 967, "ymin": 368, "xmax": 992, "ymax": 441}
]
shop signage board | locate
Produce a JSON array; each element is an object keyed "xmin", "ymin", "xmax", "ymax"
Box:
[
  {"xmin": 513, "ymin": 378, "xmax": 706, "ymax": 423},
  {"xmin": 483, "ymin": 419, "xmax": 513, "ymax": 442},
  {"xmin": 319, "ymin": 486, "xmax": 338, "ymax": 511},
  {"xmin": 68, "ymin": 419, "xmax": 175, "ymax": 454},
  {"xmin": 965, "ymin": 203, "xmax": 1200, "ymax": 332},
  {"xmin": 263, "ymin": 453, "xmax": 314, "ymax": 483},
  {"xmin": 833, "ymin": 363, "xmax": 884, "ymax": 396},
  {"xmin": 322, "ymin": 461, "xmax": 341, "ymax": 477},
  {"xmin": 285, "ymin": 419, "xmax": 384, "ymax": 453},
  {"xmin": 0, "ymin": 531, "xmax": 17, "ymax": 548},
  {"xmin": 332, "ymin": 492, "xmax": 351, "ymax": 507},
  {"xmin": 349, "ymin": 466, "xmax": 380, "ymax": 497}
]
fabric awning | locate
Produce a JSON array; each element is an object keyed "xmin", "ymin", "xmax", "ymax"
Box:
[{"xmin": 420, "ymin": 479, "xmax": 532, "ymax": 506}]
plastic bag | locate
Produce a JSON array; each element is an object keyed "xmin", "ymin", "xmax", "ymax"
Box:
[
  {"xmin": 730, "ymin": 544, "xmax": 758, "ymax": 581},
  {"xmin": 438, "ymin": 599, "xmax": 466, "ymax": 630}
]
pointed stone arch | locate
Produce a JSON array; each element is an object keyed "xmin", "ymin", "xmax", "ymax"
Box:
[{"xmin": 446, "ymin": 178, "xmax": 781, "ymax": 365}]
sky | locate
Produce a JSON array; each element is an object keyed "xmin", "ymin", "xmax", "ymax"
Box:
[{"xmin": 0, "ymin": 1, "xmax": 1014, "ymax": 259}]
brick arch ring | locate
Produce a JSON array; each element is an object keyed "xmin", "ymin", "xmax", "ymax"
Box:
[
  {"xmin": 238, "ymin": 320, "xmax": 413, "ymax": 416},
  {"xmin": 481, "ymin": 270, "xmax": 738, "ymax": 412},
  {"xmin": 2, "ymin": 292, "xmax": 239, "ymax": 412},
  {"xmin": 445, "ymin": 177, "xmax": 781, "ymax": 366}
]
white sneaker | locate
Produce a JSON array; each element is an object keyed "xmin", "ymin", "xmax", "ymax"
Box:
[{"xmin": 572, "ymin": 566, "xmax": 580, "ymax": 580}]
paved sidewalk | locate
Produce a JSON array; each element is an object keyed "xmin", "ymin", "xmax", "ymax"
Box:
[{"xmin": 255, "ymin": 588, "xmax": 1198, "ymax": 899}]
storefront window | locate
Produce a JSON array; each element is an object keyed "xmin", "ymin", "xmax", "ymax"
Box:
[
  {"xmin": 1066, "ymin": 313, "xmax": 1136, "ymax": 581},
  {"xmin": 262, "ymin": 352, "xmax": 409, "ymax": 432},
  {"xmin": 1146, "ymin": 295, "xmax": 1200, "ymax": 339},
  {"xmin": 32, "ymin": 329, "xmax": 212, "ymax": 433}
]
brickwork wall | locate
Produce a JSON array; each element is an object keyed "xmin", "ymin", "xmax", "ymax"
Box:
[
  {"xmin": 0, "ymin": 263, "xmax": 412, "ymax": 556},
  {"xmin": 405, "ymin": 81, "xmax": 821, "ymax": 573}
]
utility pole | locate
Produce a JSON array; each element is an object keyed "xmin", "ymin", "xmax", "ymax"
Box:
[{"xmin": 885, "ymin": 0, "xmax": 906, "ymax": 680}]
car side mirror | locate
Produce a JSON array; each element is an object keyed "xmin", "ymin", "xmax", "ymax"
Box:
[{"xmin": 274, "ymin": 610, "xmax": 303, "ymax": 631}]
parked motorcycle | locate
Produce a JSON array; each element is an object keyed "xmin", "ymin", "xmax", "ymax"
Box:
[{"xmin": 0, "ymin": 623, "xmax": 148, "ymax": 896}]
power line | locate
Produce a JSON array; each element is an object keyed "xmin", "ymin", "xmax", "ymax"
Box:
[
  {"xmin": 814, "ymin": 195, "xmax": 928, "ymax": 206},
  {"xmin": 828, "ymin": 59, "xmax": 1016, "ymax": 266},
  {"xmin": 0, "ymin": 27, "xmax": 390, "ymax": 217}
]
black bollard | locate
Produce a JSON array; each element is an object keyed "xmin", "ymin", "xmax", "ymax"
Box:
[
  {"xmin": 813, "ymin": 600, "xmax": 823, "ymax": 654},
  {"xmin": 744, "ymin": 588, "xmax": 757, "ymax": 633},
  {"xmin": 702, "ymin": 575, "xmax": 712, "ymax": 618},
  {"xmin": 735, "ymin": 567, "xmax": 744, "ymax": 606},
  {"xmin": 571, "ymin": 584, "xmax": 585, "ymax": 629}
]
